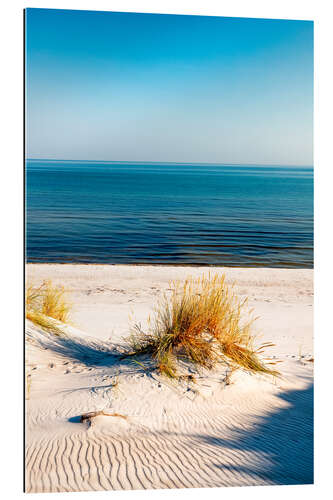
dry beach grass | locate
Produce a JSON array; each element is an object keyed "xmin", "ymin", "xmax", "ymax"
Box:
[
  {"xmin": 127, "ymin": 273, "xmax": 279, "ymax": 378},
  {"xmin": 26, "ymin": 280, "xmax": 71, "ymax": 335}
]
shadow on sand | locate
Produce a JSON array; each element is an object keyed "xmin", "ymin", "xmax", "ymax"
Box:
[
  {"xmin": 27, "ymin": 322, "xmax": 159, "ymax": 379},
  {"xmin": 184, "ymin": 382, "xmax": 314, "ymax": 485}
]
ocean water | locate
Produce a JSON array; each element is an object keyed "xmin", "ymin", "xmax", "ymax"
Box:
[{"xmin": 26, "ymin": 161, "xmax": 313, "ymax": 268}]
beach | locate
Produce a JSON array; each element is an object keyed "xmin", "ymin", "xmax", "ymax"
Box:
[{"xmin": 25, "ymin": 264, "xmax": 313, "ymax": 492}]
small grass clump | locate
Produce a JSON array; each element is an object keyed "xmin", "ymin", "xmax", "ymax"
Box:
[
  {"xmin": 26, "ymin": 280, "xmax": 72, "ymax": 335},
  {"xmin": 126, "ymin": 273, "xmax": 279, "ymax": 379}
]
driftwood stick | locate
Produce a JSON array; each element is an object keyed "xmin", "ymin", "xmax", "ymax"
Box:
[{"xmin": 80, "ymin": 411, "xmax": 127, "ymax": 422}]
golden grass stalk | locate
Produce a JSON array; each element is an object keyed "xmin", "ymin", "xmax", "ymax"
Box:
[
  {"xmin": 126, "ymin": 273, "xmax": 279, "ymax": 379},
  {"xmin": 25, "ymin": 280, "xmax": 71, "ymax": 334},
  {"xmin": 25, "ymin": 373, "xmax": 32, "ymax": 400},
  {"xmin": 26, "ymin": 309, "xmax": 67, "ymax": 336}
]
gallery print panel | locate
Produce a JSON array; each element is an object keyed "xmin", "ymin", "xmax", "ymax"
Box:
[{"xmin": 25, "ymin": 8, "xmax": 313, "ymax": 493}]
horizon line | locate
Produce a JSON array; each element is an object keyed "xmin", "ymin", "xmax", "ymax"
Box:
[{"xmin": 26, "ymin": 159, "xmax": 314, "ymax": 168}]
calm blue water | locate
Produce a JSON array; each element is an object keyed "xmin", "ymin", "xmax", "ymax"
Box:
[{"xmin": 26, "ymin": 161, "xmax": 313, "ymax": 268}]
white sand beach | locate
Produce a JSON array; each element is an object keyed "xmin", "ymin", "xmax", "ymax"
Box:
[{"xmin": 25, "ymin": 264, "xmax": 313, "ymax": 493}]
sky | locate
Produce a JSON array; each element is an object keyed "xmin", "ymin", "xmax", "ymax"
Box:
[{"xmin": 25, "ymin": 8, "xmax": 313, "ymax": 165}]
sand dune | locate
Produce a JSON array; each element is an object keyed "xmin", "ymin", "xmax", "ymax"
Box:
[{"xmin": 25, "ymin": 265, "xmax": 313, "ymax": 492}]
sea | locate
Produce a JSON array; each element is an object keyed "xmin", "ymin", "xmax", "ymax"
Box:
[{"xmin": 25, "ymin": 161, "xmax": 313, "ymax": 268}]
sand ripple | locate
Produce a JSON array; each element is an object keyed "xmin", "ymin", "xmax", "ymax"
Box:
[{"xmin": 25, "ymin": 321, "xmax": 313, "ymax": 492}]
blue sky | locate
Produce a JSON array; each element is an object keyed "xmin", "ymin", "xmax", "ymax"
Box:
[{"xmin": 25, "ymin": 9, "xmax": 313, "ymax": 165}]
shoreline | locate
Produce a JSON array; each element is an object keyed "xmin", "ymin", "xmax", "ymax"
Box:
[{"xmin": 26, "ymin": 261, "xmax": 313, "ymax": 269}]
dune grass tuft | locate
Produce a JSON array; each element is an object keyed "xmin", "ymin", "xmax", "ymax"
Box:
[
  {"xmin": 126, "ymin": 273, "xmax": 279, "ymax": 379},
  {"xmin": 26, "ymin": 280, "xmax": 72, "ymax": 335}
]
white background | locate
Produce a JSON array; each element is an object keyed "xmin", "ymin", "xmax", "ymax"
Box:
[{"xmin": 0, "ymin": 0, "xmax": 332, "ymax": 499}]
